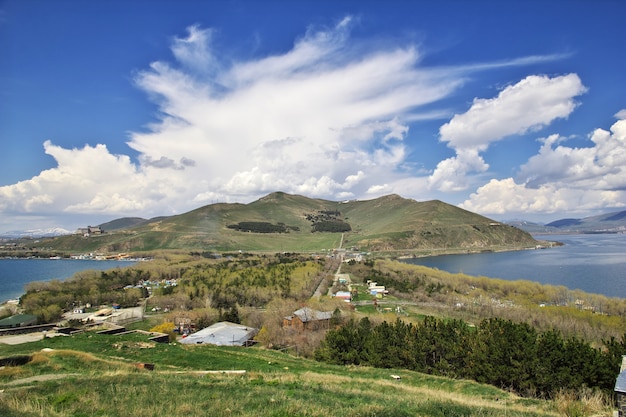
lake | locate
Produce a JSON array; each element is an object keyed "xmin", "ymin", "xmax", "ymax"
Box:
[
  {"xmin": 0, "ymin": 259, "xmax": 137, "ymax": 303},
  {"xmin": 1, "ymin": 234, "xmax": 624, "ymax": 302},
  {"xmin": 402, "ymin": 233, "xmax": 626, "ymax": 299}
]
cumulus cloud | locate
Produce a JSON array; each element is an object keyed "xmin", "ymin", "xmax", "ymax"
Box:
[
  {"xmin": 0, "ymin": 17, "xmax": 587, "ymax": 230},
  {"xmin": 0, "ymin": 141, "xmax": 142, "ymax": 214},
  {"xmin": 461, "ymin": 117, "xmax": 626, "ymax": 216},
  {"xmin": 429, "ymin": 74, "xmax": 587, "ymax": 191},
  {"xmin": 1, "ymin": 18, "xmax": 451, "ymax": 222},
  {"xmin": 125, "ymin": 19, "xmax": 468, "ymax": 203}
]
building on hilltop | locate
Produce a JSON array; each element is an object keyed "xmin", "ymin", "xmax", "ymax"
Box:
[{"xmin": 75, "ymin": 226, "xmax": 104, "ymax": 237}]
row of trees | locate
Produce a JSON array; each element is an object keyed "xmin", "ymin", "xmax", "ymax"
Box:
[
  {"xmin": 314, "ymin": 316, "xmax": 626, "ymax": 399},
  {"xmin": 226, "ymin": 221, "xmax": 300, "ymax": 233}
]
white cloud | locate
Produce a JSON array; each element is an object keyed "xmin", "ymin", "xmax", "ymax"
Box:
[
  {"xmin": 366, "ymin": 184, "xmax": 391, "ymax": 195},
  {"xmin": 171, "ymin": 24, "xmax": 218, "ymax": 75},
  {"xmin": 2, "ymin": 19, "xmax": 452, "ymax": 226},
  {"xmin": 428, "ymin": 74, "xmax": 586, "ymax": 192},
  {"xmin": 0, "ymin": 141, "xmax": 144, "ymax": 214},
  {"xmin": 519, "ymin": 119, "xmax": 626, "ymax": 191},
  {"xmin": 428, "ymin": 149, "xmax": 489, "ymax": 192},
  {"xmin": 127, "ymin": 20, "xmax": 468, "ymax": 202},
  {"xmin": 439, "ymin": 74, "xmax": 586, "ymax": 151},
  {"xmin": 461, "ymin": 117, "xmax": 626, "ymax": 216},
  {"xmin": 0, "ymin": 18, "xmax": 585, "ymax": 231}
]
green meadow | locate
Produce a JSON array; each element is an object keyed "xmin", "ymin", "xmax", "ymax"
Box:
[{"xmin": 0, "ymin": 330, "xmax": 576, "ymax": 417}]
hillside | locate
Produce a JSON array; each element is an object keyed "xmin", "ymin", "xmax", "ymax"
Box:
[
  {"xmin": 98, "ymin": 217, "xmax": 152, "ymax": 231},
  {"xmin": 0, "ymin": 331, "xmax": 570, "ymax": 417},
  {"xmin": 23, "ymin": 192, "xmax": 539, "ymax": 254}
]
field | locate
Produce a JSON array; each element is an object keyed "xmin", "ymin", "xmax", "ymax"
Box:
[{"xmin": 0, "ymin": 330, "xmax": 576, "ymax": 417}]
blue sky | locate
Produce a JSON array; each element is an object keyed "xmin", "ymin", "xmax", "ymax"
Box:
[{"xmin": 1, "ymin": 0, "xmax": 625, "ymax": 233}]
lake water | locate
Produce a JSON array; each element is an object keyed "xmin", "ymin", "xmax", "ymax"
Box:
[
  {"xmin": 1, "ymin": 234, "xmax": 624, "ymax": 302},
  {"xmin": 403, "ymin": 233, "xmax": 626, "ymax": 299},
  {"xmin": 0, "ymin": 259, "xmax": 137, "ymax": 303}
]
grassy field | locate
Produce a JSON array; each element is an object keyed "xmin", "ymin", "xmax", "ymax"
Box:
[{"xmin": 0, "ymin": 330, "xmax": 573, "ymax": 417}]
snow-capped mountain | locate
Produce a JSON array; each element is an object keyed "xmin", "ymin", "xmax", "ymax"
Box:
[{"xmin": 0, "ymin": 228, "xmax": 73, "ymax": 239}]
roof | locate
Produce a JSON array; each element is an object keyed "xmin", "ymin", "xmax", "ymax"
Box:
[
  {"xmin": 179, "ymin": 321, "xmax": 257, "ymax": 346},
  {"xmin": 287, "ymin": 307, "xmax": 333, "ymax": 323},
  {"xmin": 0, "ymin": 314, "xmax": 37, "ymax": 327},
  {"xmin": 616, "ymin": 370, "xmax": 626, "ymax": 393}
]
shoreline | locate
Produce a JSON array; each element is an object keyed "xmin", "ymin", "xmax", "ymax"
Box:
[
  {"xmin": 0, "ymin": 257, "xmax": 142, "ymax": 306},
  {"xmin": 394, "ymin": 241, "xmax": 562, "ymax": 260}
]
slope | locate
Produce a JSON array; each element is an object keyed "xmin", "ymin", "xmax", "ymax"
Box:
[
  {"xmin": 25, "ymin": 192, "xmax": 538, "ymax": 254},
  {"xmin": 0, "ymin": 331, "xmax": 562, "ymax": 417}
]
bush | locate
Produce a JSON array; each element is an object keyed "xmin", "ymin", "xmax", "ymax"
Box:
[{"xmin": 150, "ymin": 322, "xmax": 177, "ymax": 342}]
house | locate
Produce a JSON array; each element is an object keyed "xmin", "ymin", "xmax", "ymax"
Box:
[
  {"xmin": 179, "ymin": 321, "xmax": 258, "ymax": 346},
  {"xmin": 75, "ymin": 225, "xmax": 104, "ymax": 237},
  {"xmin": 0, "ymin": 314, "xmax": 37, "ymax": 329},
  {"xmin": 367, "ymin": 281, "xmax": 388, "ymax": 297},
  {"xmin": 333, "ymin": 291, "xmax": 352, "ymax": 302},
  {"xmin": 616, "ymin": 356, "xmax": 626, "ymax": 417},
  {"xmin": 283, "ymin": 307, "xmax": 333, "ymax": 331}
]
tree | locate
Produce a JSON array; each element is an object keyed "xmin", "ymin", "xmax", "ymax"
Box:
[
  {"xmin": 314, "ymin": 318, "xmax": 371, "ymax": 365},
  {"xmin": 534, "ymin": 329, "xmax": 568, "ymax": 397},
  {"xmin": 221, "ymin": 305, "xmax": 241, "ymax": 324},
  {"xmin": 366, "ymin": 319, "xmax": 415, "ymax": 369},
  {"xmin": 469, "ymin": 318, "xmax": 537, "ymax": 394}
]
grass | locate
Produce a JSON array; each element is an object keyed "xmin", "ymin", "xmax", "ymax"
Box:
[{"xmin": 0, "ymin": 330, "xmax": 587, "ymax": 417}]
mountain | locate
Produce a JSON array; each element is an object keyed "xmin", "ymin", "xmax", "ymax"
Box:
[
  {"xmin": 0, "ymin": 227, "xmax": 72, "ymax": 239},
  {"xmin": 500, "ymin": 220, "xmax": 555, "ymax": 234},
  {"xmin": 98, "ymin": 216, "xmax": 167, "ymax": 231},
  {"xmin": 21, "ymin": 192, "xmax": 539, "ymax": 254},
  {"xmin": 510, "ymin": 209, "xmax": 626, "ymax": 234}
]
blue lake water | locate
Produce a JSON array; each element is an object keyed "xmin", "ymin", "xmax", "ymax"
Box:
[
  {"xmin": 0, "ymin": 259, "xmax": 137, "ymax": 303},
  {"xmin": 1, "ymin": 234, "xmax": 624, "ymax": 302},
  {"xmin": 402, "ymin": 233, "xmax": 626, "ymax": 299}
]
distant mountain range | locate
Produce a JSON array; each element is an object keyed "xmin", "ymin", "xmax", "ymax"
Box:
[
  {"xmin": 5, "ymin": 202, "xmax": 624, "ymax": 242},
  {"xmin": 507, "ymin": 210, "xmax": 626, "ymax": 234},
  {"xmin": 0, "ymin": 227, "xmax": 72, "ymax": 239},
  {"xmin": 7, "ymin": 192, "xmax": 538, "ymax": 254}
]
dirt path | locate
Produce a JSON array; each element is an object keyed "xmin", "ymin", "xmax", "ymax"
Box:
[{"xmin": 4, "ymin": 373, "xmax": 80, "ymax": 386}]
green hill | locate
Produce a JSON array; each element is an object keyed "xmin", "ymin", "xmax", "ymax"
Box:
[{"xmin": 27, "ymin": 192, "xmax": 538, "ymax": 254}]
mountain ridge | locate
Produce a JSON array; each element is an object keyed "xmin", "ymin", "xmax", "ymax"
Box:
[
  {"xmin": 14, "ymin": 192, "xmax": 539, "ymax": 254},
  {"xmin": 508, "ymin": 209, "xmax": 626, "ymax": 234}
]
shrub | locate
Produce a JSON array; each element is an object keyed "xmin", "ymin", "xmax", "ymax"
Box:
[{"xmin": 150, "ymin": 322, "xmax": 177, "ymax": 342}]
